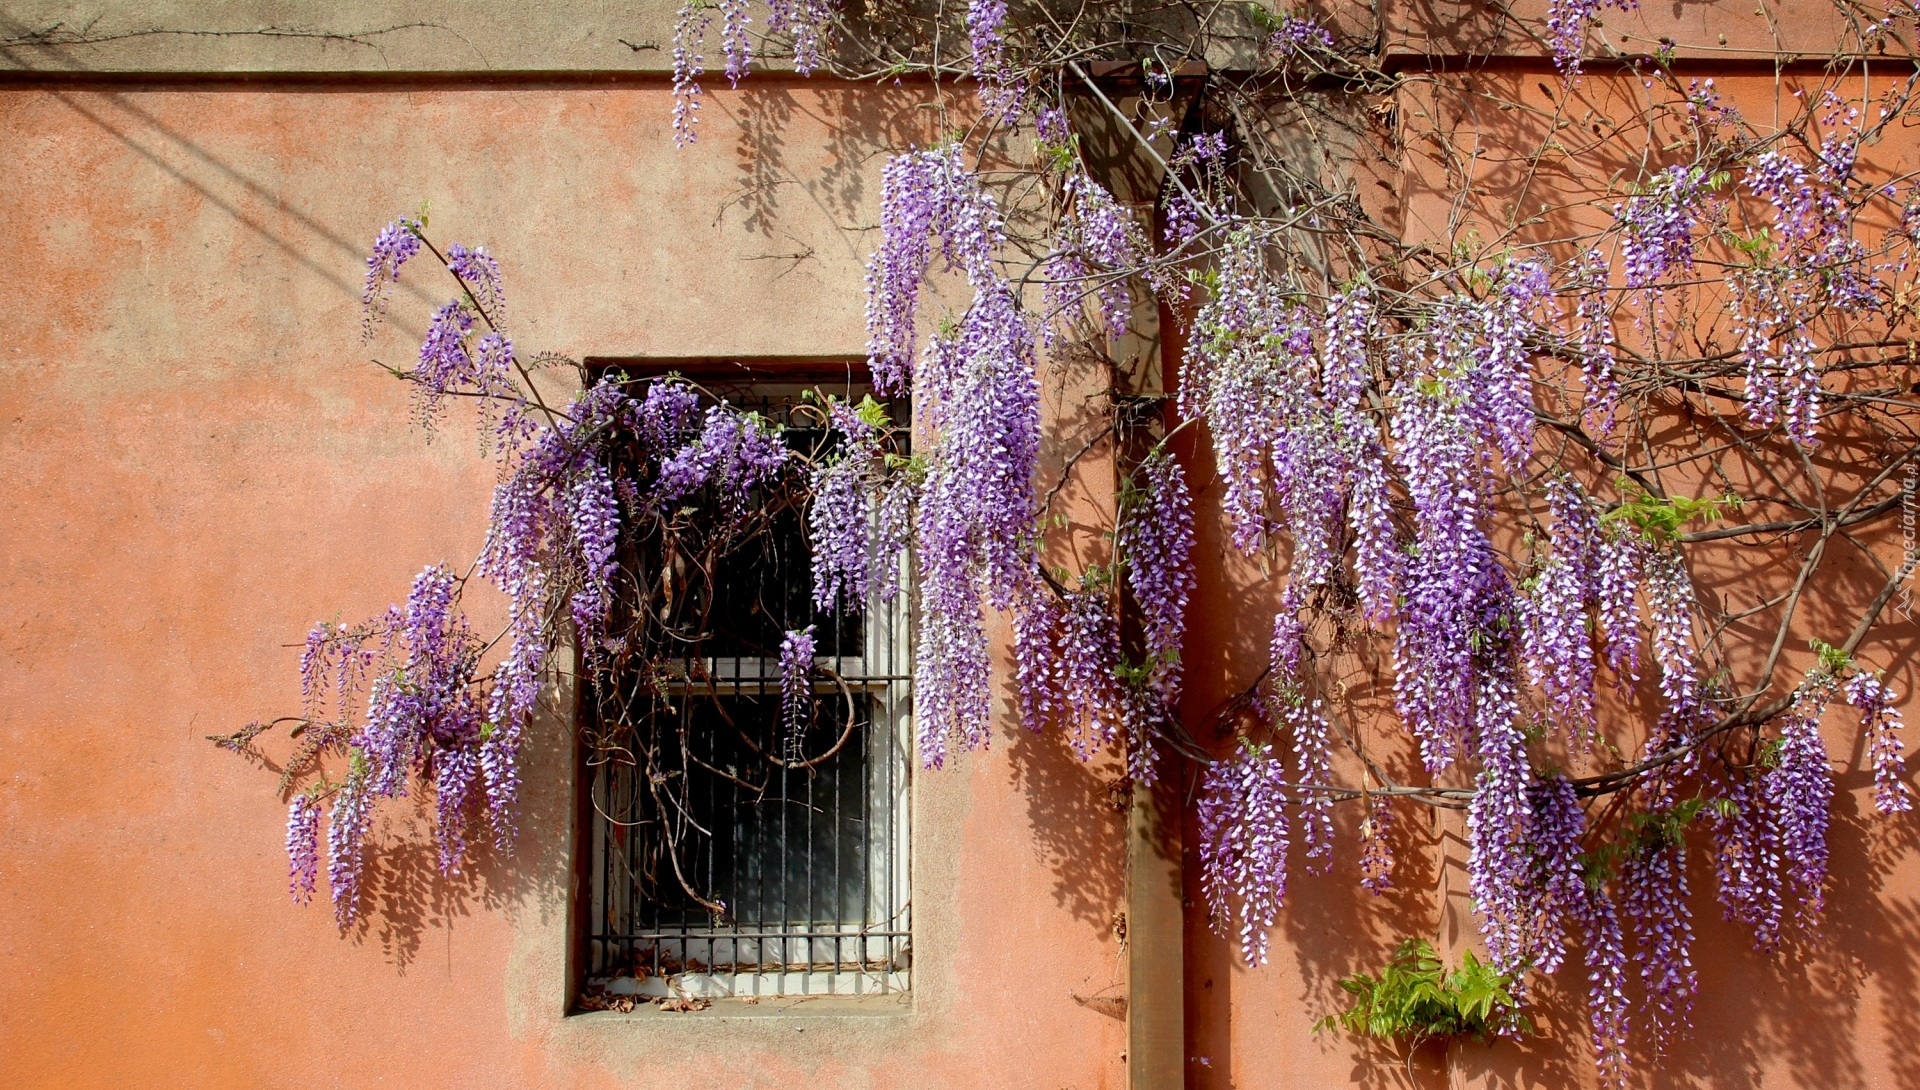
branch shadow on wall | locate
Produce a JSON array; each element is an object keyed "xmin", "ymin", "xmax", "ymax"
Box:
[{"xmin": 346, "ymin": 675, "xmax": 576, "ymax": 974}]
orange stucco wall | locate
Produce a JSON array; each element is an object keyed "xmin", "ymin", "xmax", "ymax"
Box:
[
  {"xmin": 0, "ymin": 81, "xmax": 1129, "ymax": 1090},
  {"xmin": 6, "ymin": 3, "xmax": 1920, "ymax": 1088}
]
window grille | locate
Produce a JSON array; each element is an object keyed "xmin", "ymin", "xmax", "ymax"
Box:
[{"xmin": 579, "ymin": 376, "xmax": 911, "ymax": 1003}]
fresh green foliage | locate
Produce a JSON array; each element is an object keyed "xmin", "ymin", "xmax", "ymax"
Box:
[
  {"xmin": 1604, "ymin": 480, "xmax": 1742, "ymax": 543},
  {"xmin": 1316, "ymin": 939, "xmax": 1530, "ymax": 1046},
  {"xmin": 1810, "ymin": 638, "xmax": 1853, "ymax": 676}
]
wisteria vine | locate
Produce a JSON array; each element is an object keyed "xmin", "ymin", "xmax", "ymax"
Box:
[{"xmin": 220, "ymin": 2, "xmax": 1920, "ymax": 1082}]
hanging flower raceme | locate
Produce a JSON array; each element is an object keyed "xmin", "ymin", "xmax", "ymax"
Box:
[
  {"xmin": 1198, "ymin": 741, "xmax": 1294, "ymax": 966},
  {"xmin": 864, "ymin": 147, "xmax": 1006, "ymax": 395},
  {"xmin": 1577, "ymin": 881, "xmax": 1633, "ymax": 1085},
  {"xmin": 1769, "ymin": 675, "xmax": 1837, "ymax": 924},
  {"xmin": 361, "ymin": 219, "xmax": 420, "ymax": 337},
  {"xmin": 1617, "ymin": 165, "xmax": 1710, "ymax": 289},
  {"xmin": 1571, "ymin": 251, "xmax": 1621, "ymax": 440},
  {"xmin": 1523, "ymin": 776, "xmax": 1590, "ymax": 976},
  {"xmin": 1545, "ymin": 0, "xmax": 1637, "ymax": 75},
  {"xmin": 671, "ymin": 2, "xmax": 708, "ymax": 146},
  {"xmin": 964, "ymin": 0, "xmax": 1009, "ymax": 79},
  {"xmin": 1059, "ymin": 583, "xmax": 1124, "ymax": 759},
  {"xmin": 1119, "ymin": 450, "xmax": 1195, "ymax": 704},
  {"xmin": 862, "ymin": 147, "xmax": 1041, "ymax": 766},
  {"xmin": 1265, "ymin": 12, "xmax": 1335, "ymax": 62},
  {"xmin": 1847, "ymin": 672, "xmax": 1913, "ymax": 814},
  {"xmin": 1268, "ymin": 588, "xmax": 1333, "ymax": 869},
  {"xmin": 1045, "ymin": 173, "xmax": 1152, "ymax": 340},
  {"xmin": 1594, "ymin": 525, "xmax": 1644, "ymax": 681},
  {"xmin": 1389, "ymin": 358, "xmax": 1495, "ymax": 770},
  {"xmin": 1465, "ymin": 594, "xmax": 1534, "ymax": 975},
  {"xmin": 766, "ymin": 0, "xmax": 838, "ymax": 75},
  {"xmin": 780, "ymin": 627, "xmax": 817, "ymax": 760},
  {"xmin": 1623, "ymin": 823, "xmax": 1696, "ymax": 1050},
  {"xmin": 1522, "ymin": 478, "xmax": 1601, "ymax": 737},
  {"xmin": 286, "ymin": 795, "xmax": 322, "ymax": 905},
  {"xmin": 1643, "ymin": 546, "xmax": 1705, "ymax": 737},
  {"xmin": 1710, "ymin": 767, "xmax": 1787, "ymax": 951},
  {"xmin": 809, "ymin": 398, "xmax": 885, "ymax": 611}
]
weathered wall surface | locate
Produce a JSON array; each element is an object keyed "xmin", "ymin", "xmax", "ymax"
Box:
[
  {"xmin": 7, "ymin": 4, "xmax": 1920, "ymax": 1090},
  {"xmin": 0, "ymin": 51, "xmax": 1129, "ymax": 1090}
]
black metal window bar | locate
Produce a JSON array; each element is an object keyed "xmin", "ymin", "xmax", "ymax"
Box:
[{"xmin": 582, "ymin": 377, "xmax": 911, "ymax": 1001}]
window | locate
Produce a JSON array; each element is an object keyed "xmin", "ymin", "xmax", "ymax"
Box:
[{"xmin": 576, "ymin": 371, "xmax": 911, "ymax": 1004}]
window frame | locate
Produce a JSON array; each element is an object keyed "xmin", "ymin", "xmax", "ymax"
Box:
[{"xmin": 567, "ymin": 360, "xmax": 914, "ymax": 1009}]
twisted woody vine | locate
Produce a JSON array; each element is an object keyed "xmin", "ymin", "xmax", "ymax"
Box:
[{"xmin": 212, "ymin": 0, "xmax": 1920, "ymax": 1080}]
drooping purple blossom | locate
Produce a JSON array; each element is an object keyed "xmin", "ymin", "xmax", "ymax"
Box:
[
  {"xmin": 864, "ymin": 148, "xmax": 1041, "ymax": 765},
  {"xmin": 1546, "ymin": 0, "xmax": 1637, "ymax": 76},
  {"xmin": 1617, "ymin": 166, "xmax": 1707, "ymax": 289},
  {"xmin": 1710, "ymin": 768, "xmax": 1786, "ymax": 952},
  {"xmin": 327, "ymin": 760, "xmax": 374, "ymax": 928},
  {"xmin": 1643, "ymin": 547, "xmax": 1703, "ymax": 729},
  {"xmin": 1389, "ymin": 361, "xmax": 1497, "ymax": 769},
  {"xmin": 568, "ymin": 458, "xmax": 621, "ymax": 646},
  {"xmin": 965, "ymin": 0, "xmax": 1009, "ymax": 80},
  {"xmin": 1769, "ymin": 678, "xmax": 1836, "ymax": 923},
  {"xmin": 1266, "ymin": 13, "xmax": 1335, "ymax": 61},
  {"xmin": 1198, "ymin": 742, "xmax": 1293, "ymax": 966},
  {"xmin": 1034, "ymin": 105, "xmax": 1069, "ymax": 144},
  {"xmin": 1046, "ymin": 173, "xmax": 1149, "ymax": 339},
  {"xmin": 766, "ymin": 0, "xmax": 837, "ymax": 75},
  {"xmin": 1119, "ymin": 450, "xmax": 1195, "ymax": 702},
  {"xmin": 865, "ymin": 147, "xmax": 1006, "ymax": 394},
  {"xmin": 1572, "ymin": 251, "xmax": 1621, "ymax": 438},
  {"xmin": 1468, "ymin": 646, "xmax": 1534, "ymax": 974},
  {"xmin": 433, "ymin": 744, "xmax": 481, "ymax": 876},
  {"xmin": 1476, "ymin": 261, "xmax": 1547, "ymax": 471},
  {"xmin": 1060, "ymin": 585, "xmax": 1123, "ymax": 759},
  {"xmin": 671, "ymin": 1, "xmax": 709, "ymax": 147},
  {"xmin": 1576, "ymin": 881, "xmax": 1633, "ymax": 1085},
  {"xmin": 1594, "ymin": 526, "xmax": 1644, "ymax": 681},
  {"xmin": 1731, "ymin": 266, "xmax": 1821, "ymax": 446},
  {"xmin": 1347, "ymin": 448, "xmax": 1402, "ymax": 623},
  {"xmin": 809, "ymin": 403, "xmax": 881, "ymax": 610},
  {"xmin": 654, "ymin": 404, "xmax": 791, "ymax": 509},
  {"xmin": 361, "ymin": 219, "xmax": 421, "ymax": 338},
  {"xmin": 1623, "ymin": 826, "xmax": 1696, "ymax": 1050},
  {"xmin": 445, "ymin": 243, "xmax": 506, "ymax": 326},
  {"xmin": 780, "ymin": 626, "xmax": 816, "ymax": 761},
  {"xmin": 286, "ymin": 794, "xmax": 321, "ymax": 904},
  {"xmin": 718, "ymin": 0, "xmax": 752, "ymax": 85},
  {"xmin": 1847, "ymin": 672, "xmax": 1912, "ymax": 814},
  {"xmin": 1522, "ymin": 478, "xmax": 1600, "ymax": 736},
  {"xmin": 1269, "ymin": 590, "xmax": 1332, "ymax": 870},
  {"xmin": 356, "ymin": 565, "xmax": 481, "ymax": 803},
  {"xmin": 1011, "ymin": 583, "xmax": 1068, "ymax": 733},
  {"xmin": 1524, "ymin": 775, "xmax": 1590, "ymax": 975}
]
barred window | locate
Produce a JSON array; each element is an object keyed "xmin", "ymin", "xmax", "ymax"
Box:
[{"xmin": 577, "ymin": 373, "xmax": 911, "ymax": 1005}]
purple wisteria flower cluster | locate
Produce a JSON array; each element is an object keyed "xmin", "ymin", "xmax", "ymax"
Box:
[
  {"xmin": 1119, "ymin": 450, "xmax": 1195, "ymax": 703},
  {"xmin": 1617, "ymin": 166, "xmax": 1708, "ymax": 289},
  {"xmin": 1265, "ymin": 12, "xmax": 1335, "ymax": 62},
  {"xmin": 1198, "ymin": 743, "xmax": 1293, "ymax": 965},
  {"xmin": 1545, "ymin": 0, "xmax": 1637, "ymax": 75},
  {"xmin": 671, "ymin": 2, "xmax": 709, "ymax": 147},
  {"xmin": 1847, "ymin": 672, "xmax": 1913, "ymax": 814},
  {"xmin": 360, "ymin": 219, "xmax": 420, "ymax": 339},
  {"xmin": 862, "ymin": 146, "xmax": 1042, "ymax": 767},
  {"xmin": 271, "ymin": 218, "xmax": 847, "ymax": 925},
  {"xmin": 251, "ymin": 62, "xmax": 1920, "ymax": 1080},
  {"xmin": 779, "ymin": 626, "xmax": 816, "ymax": 761},
  {"xmin": 1044, "ymin": 173, "xmax": 1152, "ymax": 341}
]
